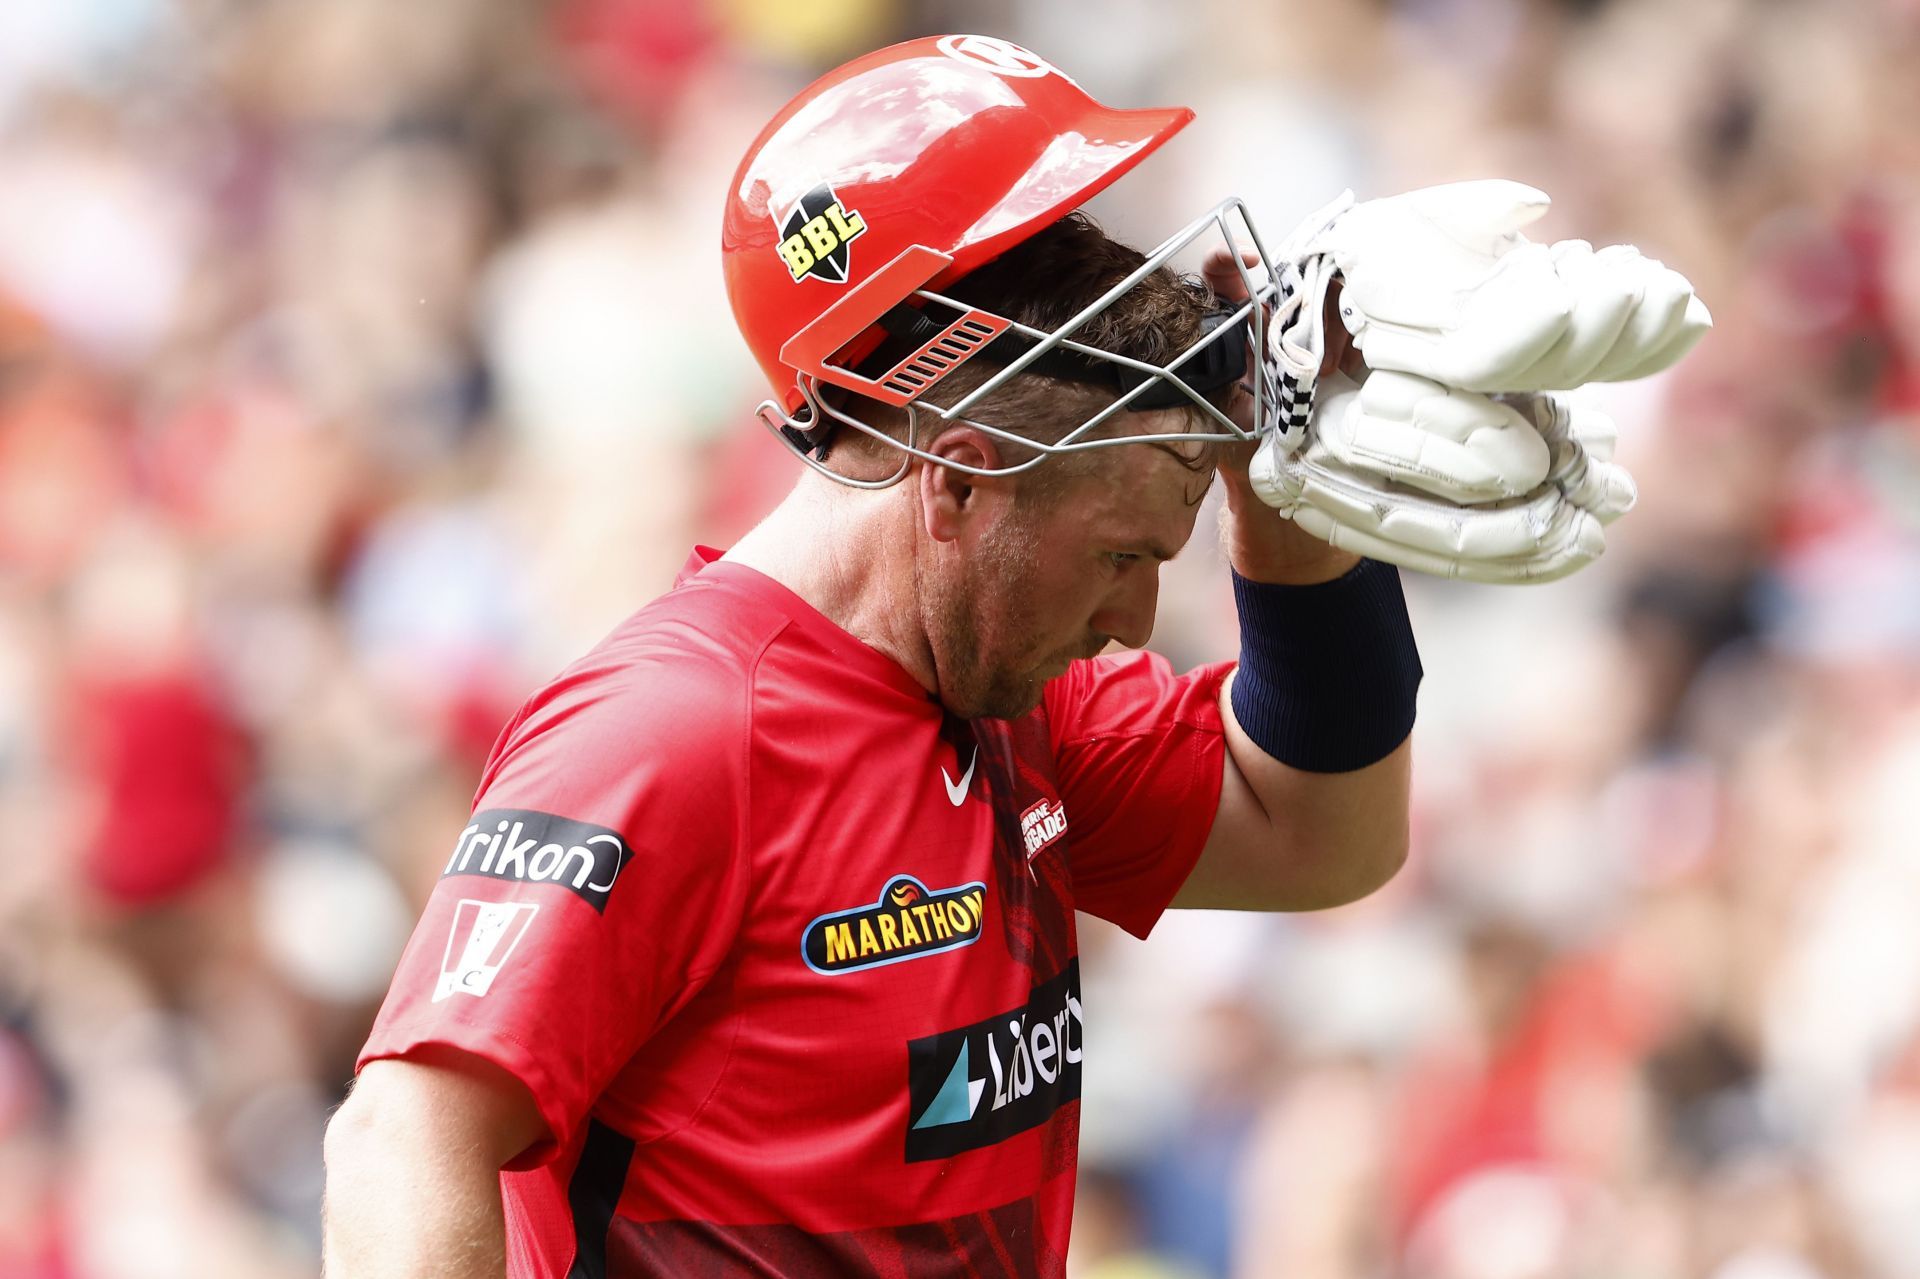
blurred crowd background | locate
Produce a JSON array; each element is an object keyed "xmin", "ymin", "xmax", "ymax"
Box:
[{"xmin": 0, "ymin": 0, "xmax": 1916, "ymax": 1275}]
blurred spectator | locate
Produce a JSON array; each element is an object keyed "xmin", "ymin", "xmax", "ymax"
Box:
[{"xmin": 0, "ymin": 0, "xmax": 1916, "ymax": 1274}]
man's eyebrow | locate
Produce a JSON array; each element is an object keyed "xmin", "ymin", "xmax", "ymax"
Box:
[
  {"xmin": 1128, "ymin": 539, "xmax": 1179, "ymax": 562},
  {"xmin": 1100, "ymin": 528, "xmax": 1181, "ymax": 561}
]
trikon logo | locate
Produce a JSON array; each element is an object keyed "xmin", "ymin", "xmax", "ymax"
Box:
[
  {"xmin": 904, "ymin": 961, "xmax": 1084, "ymax": 1162},
  {"xmin": 802, "ymin": 875, "xmax": 987, "ymax": 975},
  {"xmin": 442, "ymin": 809, "xmax": 630, "ymax": 912}
]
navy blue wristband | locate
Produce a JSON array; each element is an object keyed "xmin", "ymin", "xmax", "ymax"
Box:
[{"xmin": 1229, "ymin": 559, "xmax": 1423, "ymax": 772}]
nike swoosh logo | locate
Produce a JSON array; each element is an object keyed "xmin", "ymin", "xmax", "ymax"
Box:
[{"xmin": 941, "ymin": 747, "xmax": 977, "ymax": 807}]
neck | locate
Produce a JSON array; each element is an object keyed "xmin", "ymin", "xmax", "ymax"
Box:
[{"xmin": 724, "ymin": 470, "xmax": 938, "ymax": 694}]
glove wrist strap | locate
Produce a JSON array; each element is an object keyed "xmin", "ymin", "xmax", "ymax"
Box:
[{"xmin": 1229, "ymin": 560, "xmax": 1422, "ymax": 772}]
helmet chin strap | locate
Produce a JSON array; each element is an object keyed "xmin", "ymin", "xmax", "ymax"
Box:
[{"xmin": 757, "ymin": 375, "xmax": 918, "ymax": 490}]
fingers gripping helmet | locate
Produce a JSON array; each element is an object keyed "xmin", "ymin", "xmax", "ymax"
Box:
[{"xmin": 721, "ymin": 34, "xmax": 1301, "ymax": 486}]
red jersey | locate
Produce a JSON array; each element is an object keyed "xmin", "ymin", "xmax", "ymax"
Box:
[{"xmin": 359, "ymin": 547, "xmax": 1231, "ymax": 1277}]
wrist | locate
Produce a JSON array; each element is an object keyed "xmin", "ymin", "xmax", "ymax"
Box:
[
  {"xmin": 1218, "ymin": 480, "xmax": 1361, "ymax": 585},
  {"xmin": 1228, "ymin": 561, "xmax": 1422, "ymax": 772}
]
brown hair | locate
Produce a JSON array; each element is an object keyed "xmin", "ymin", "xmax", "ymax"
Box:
[{"xmin": 830, "ymin": 212, "xmax": 1230, "ymax": 487}]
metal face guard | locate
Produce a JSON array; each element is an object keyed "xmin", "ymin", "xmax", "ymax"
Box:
[{"xmin": 756, "ymin": 198, "xmax": 1316, "ymax": 488}]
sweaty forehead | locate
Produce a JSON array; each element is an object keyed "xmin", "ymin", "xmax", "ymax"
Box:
[{"xmin": 1073, "ymin": 442, "xmax": 1215, "ymax": 552}]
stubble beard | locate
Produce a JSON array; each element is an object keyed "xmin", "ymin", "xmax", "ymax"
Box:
[{"xmin": 920, "ymin": 510, "xmax": 1052, "ymax": 722}]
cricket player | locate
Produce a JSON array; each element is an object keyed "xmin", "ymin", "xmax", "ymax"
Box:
[{"xmin": 322, "ymin": 34, "xmax": 1707, "ymax": 1278}]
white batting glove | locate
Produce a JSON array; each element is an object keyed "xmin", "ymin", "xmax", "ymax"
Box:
[
  {"xmin": 1244, "ymin": 180, "xmax": 1706, "ymax": 584},
  {"xmin": 1249, "ymin": 372, "xmax": 1637, "ymax": 585},
  {"xmin": 1300, "ymin": 180, "xmax": 1712, "ymax": 392}
]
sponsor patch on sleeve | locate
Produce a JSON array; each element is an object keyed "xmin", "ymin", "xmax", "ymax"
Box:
[
  {"xmin": 434, "ymin": 899, "xmax": 539, "ymax": 1003},
  {"xmin": 801, "ymin": 875, "xmax": 986, "ymax": 975},
  {"xmin": 442, "ymin": 809, "xmax": 631, "ymax": 912}
]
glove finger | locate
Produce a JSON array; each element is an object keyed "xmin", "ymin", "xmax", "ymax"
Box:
[
  {"xmin": 1463, "ymin": 529, "xmax": 1606, "ymax": 584},
  {"xmin": 1503, "ymin": 389, "xmax": 1616, "ymax": 469},
  {"xmin": 1536, "ymin": 400, "xmax": 1636, "ymax": 521},
  {"xmin": 1586, "ymin": 258, "xmax": 1693, "ymax": 381},
  {"xmin": 1295, "ymin": 457, "xmax": 1601, "ymax": 562},
  {"xmin": 1278, "ymin": 442, "xmax": 1618, "ymax": 583},
  {"xmin": 1327, "ymin": 180, "xmax": 1550, "ymax": 267},
  {"xmin": 1448, "ymin": 532, "xmax": 1605, "ymax": 584},
  {"xmin": 1333, "ymin": 374, "xmax": 1550, "ymax": 502},
  {"xmin": 1288, "ymin": 490, "xmax": 1607, "ymax": 584},
  {"xmin": 1563, "ymin": 452, "xmax": 1637, "ymax": 524},
  {"xmin": 1399, "ymin": 179, "xmax": 1553, "ymax": 250},
  {"xmin": 1287, "ymin": 506, "xmax": 1486, "ymax": 580},
  {"xmin": 1515, "ymin": 241, "xmax": 1643, "ymax": 390},
  {"xmin": 1356, "ymin": 241, "xmax": 1573, "ymax": 390},
  {"xmin": 1563, "ymin": 400, "xmax": 1618, "ymax": 462},
  {"xmin": 1608, "ymin": 292, "xmax": 1712, "ymax": 382},
  {"xmin": 1378, "ymin": 491, "xmax": 1602, "ymax": 562}
]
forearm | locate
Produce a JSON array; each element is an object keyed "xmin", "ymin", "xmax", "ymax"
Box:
[
  {"xmin": 322, "ymin": 1083, "xmax": 511, "ymax": 1278},
  {"xmin": 1179, "ymin": 481, "xmax": 1415, "ymax": 909},
  {"xmin": 1211, "ymin": 676, "xmax": 1412, "ymax": 909}
]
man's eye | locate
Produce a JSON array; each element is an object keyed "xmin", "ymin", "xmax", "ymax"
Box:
[{"xmin": 1106, "ymin": 552, "xmax": 1139, "ymax": 568}]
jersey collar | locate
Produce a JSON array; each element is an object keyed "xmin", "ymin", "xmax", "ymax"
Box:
[{"xmin": 677, "ymin": 546, "xmax": 940, "ymax": 708}]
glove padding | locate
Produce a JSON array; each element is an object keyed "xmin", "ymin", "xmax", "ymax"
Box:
[
  {"xmin": 1296, "ymin": 180, "xmax": 1711, "ymax": 392},
  {"xmin": 1249, "ymin": 372, "xmax": 1636, "ymax": 584},
  {"xmin": 1246, "ymin": 179, "xmax": 1707, "ymax": 584}
]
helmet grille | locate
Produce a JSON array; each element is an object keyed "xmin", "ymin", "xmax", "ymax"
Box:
[{"xmin": 880, "ymin": 318, "xmax": 1001, "ymax": 398}]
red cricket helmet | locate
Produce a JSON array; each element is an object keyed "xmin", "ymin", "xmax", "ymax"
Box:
[{"xmin": 721, "ymin": 34, "xmax": 1290, "ymax": 483}]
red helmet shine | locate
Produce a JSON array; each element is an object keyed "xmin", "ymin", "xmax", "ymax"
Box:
[{"xmin": 722, "ymin": 34, "xmax": 1193, "ymax": 415}]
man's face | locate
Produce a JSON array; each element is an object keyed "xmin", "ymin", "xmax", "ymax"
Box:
[{"xmin": 921, "ymin": 420, "xmax": 1214, "ymax": 720}]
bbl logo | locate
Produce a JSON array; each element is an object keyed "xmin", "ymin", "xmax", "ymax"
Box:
[
  {"xmin": 776, "ymin": 182, "xmax": 867, "ymax": 284},
  {"xmin": 802, "ymin": 874, "xmax": 986, "ymax": 974},
  {"xmin": 905, "ymin": 961, "xmax": 1084, "ymax": 1162}
]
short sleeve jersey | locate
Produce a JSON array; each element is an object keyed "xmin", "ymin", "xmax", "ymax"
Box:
[{"xmin": 359, "ymin": 547, "xmax": 1232, "ymax": 1278}]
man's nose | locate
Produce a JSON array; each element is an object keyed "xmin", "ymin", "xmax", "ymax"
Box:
[{"xmin": 1092, "ymin": 568, "xmax": 1158, "ymax": 650}]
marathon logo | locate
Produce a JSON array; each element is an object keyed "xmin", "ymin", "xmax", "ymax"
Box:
[
  {"xmin": 905, "ymin": 961, "xmax": 1083, "ymax": 1162},
  {"xmin": 775, "ymin": 182, "xmax": 867, "ymax": 284},
  {"xmin": 1020, "ymin": 797, "xmax": 1067, "ymax": 859},
  {"xmin": 442, "ymin": 809, "xmax": 630, "ymax": 912},
  {"xmin": 802, "ymin": 875, "xmax": 986, "ymax": 975}
]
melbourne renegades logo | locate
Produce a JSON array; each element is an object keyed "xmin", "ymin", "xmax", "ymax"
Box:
[
  {"xmin": 1019, "ymin": 797, "xmax": 1067, "ymax": 860},
  {"xmin": 935, "ymin": 35, "xmax": 1065, "ymax": 80}
]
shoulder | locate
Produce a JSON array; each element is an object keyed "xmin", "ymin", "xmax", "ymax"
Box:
[
  {"xmin": 1043, "ymin": 650, "xmax": 1229, "ymax": 745},
  {"xmin": 475, "ymin": 575, "xmax": 787, "ymax": 817}
]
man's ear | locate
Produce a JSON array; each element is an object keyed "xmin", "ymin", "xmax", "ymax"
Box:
[{"xmin": 918, "ymin": 426, "xmax": 1010, "ymax": 544}]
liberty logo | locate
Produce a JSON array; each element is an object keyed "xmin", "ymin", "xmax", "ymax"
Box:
[{"xmin": 905, "ymin": 961, "xmax": 1083, "ymax": 1161}]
